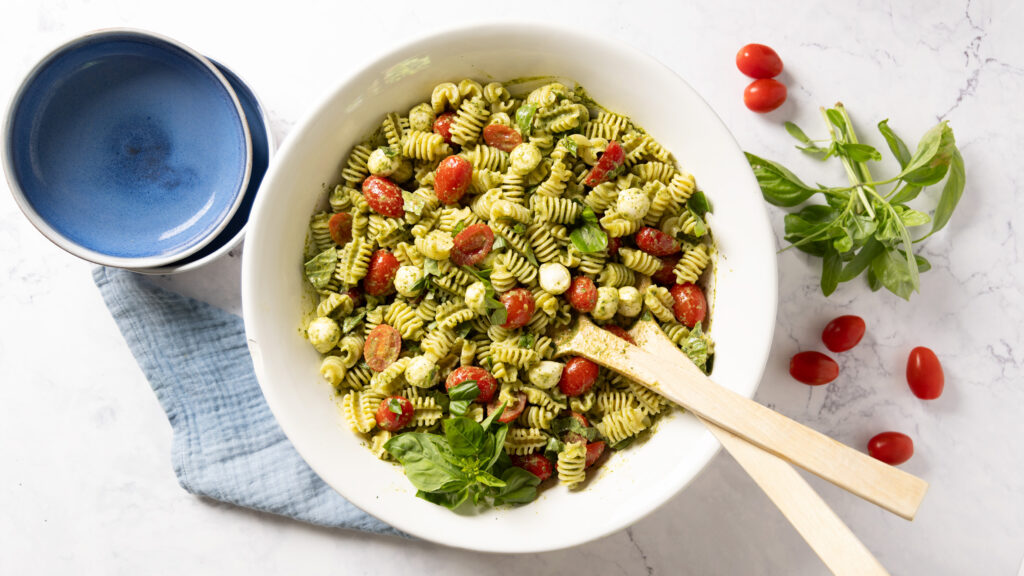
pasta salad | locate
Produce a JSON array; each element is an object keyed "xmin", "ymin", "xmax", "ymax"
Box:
[{"xmin": 302, "ymin": 79, "xmax": 715, "ymax": 508}]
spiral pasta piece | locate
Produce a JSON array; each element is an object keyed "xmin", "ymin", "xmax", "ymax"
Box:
[
  {"xmin": 504, "ymin": 427, "xmax": 548, "ymax": 455},
  {"xmin": 644, "ymin": 286, "xmax": 676, "ymax": 323},
  {"xmin": 619, "ymin": 247, "xmax": 662, "ymax": 276},
  {"xmin": 557, "ymin": 441, "xmax": 587, "ymax": 488},
  {"xmin": 674, "ymin": 243, "xmax": 711, "ymax": 284},
  {"xmin": 402, "ymin": 130, "xmax": 452, "ymax": 162},
  {"xmin": 341, "ymin": 144, "xmax": 373, "ymax": 187},
  {"xmin": 450, "ymin": 97, "xmax": 490, "ymax": 146},
  {"xmin": 596, "ymin": 407, "xmax": 650, "ymax": 444}
]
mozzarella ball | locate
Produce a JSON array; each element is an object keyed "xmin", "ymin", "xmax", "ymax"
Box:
[
  {"xmin": 592, "ymin": 286, "xmax": 620, "ymax": 321},
  {"xmin": 465, "ymin": 281, "xmax": 488, "ymax": 314},
  {"xmin": 528, "ymin": 361, "xmax": 564, "ymax": 389},
  {"xmin": 617, "ymin": 286, "xmax": 643, "ymax": 317},
  {"xmin": 616, "ymin": 188, "xmax": 651, "ymax": 220},
  {"xmin": 509, "ymin": 143, "xmax": 543, "ymax": 175},
  {"xmin": 394, "ymin": 266, "xmax": 424, "ymax": 297},
  {"xmin": 404, "ymin": 355, "xmax": 437, "ymax": 387},
  {"xmin": 367, "ymin": 148, "xmax": 401, "ymax": 177},
  {"xmin": 538, "ymin": 262, "xmax": 571, "ymax": 294},
  {"xmin": 307, "ymin": 317, "xmax": 341, "ymax": 353}
]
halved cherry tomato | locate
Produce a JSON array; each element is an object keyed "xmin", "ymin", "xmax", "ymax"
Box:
[
  {"xmin": 585, "ymin": 441, "xmax": 606, "ymax": 468},
  {"xmin": 564, "ymin": 411, "xmax": 591, "ymax": 444},
  {"xmin": 566, "ymin": 276, "xmax": 598, "ymax": 312},
  {"xmin": 375, "ymin": 396, "xmax": 414, "ymax": 431},
  {"xmin": 604, "ymin": 325, "xmax": 635, "ymax": 344},
  {"xmin": 362, "ymin": 175, "xmax": 404, "ymax": 218},
  {"xmin": 364, "ymin": 324, "xmax": 402, "ymax": 372},
  {"xmin": 635, "ymin": 227, "xmax": 680, "ymax": 257},
  {"xmin": 559, "ymin": 357, "xmax": 600, "ymax": 397},
  {"xmin": 328, "ymin": 212, "xmax": 353, "ymax": 246},
  {"xmin": 583, "ymin": 140, "xmax": 625, "ymax": 187},
  {"xmin": 789, "ymin": 351, "xmax": 839, "ymax": 385},
  {"xmin": 364, "ymin": 250, "xmax": 400, "ymax": 296},
  {"xmin": 482, "ymin": 124, "xmax": 522, "ymax": 153},
  {"xmin": 433, "ymin": 112, "xmax": 455, "ymax": 144},
  {"xmin": 867, "ymin": 432, "xmax": 913, "ymax": 465},
  {"xmin": 488, "ymin": 391, "xmax": 527, "ymax": 423},
  {"xmin": 445, "ymin": 366, "xmax": 498, "ymax": 403},
  {"xmin": 744, "ymin": 78, "xmax": 787, "ymax": 113},
  {"xmin": 450, "ymin": 223, "xmax": 494, "ymax": 266},
  {"xmin": 607, "ymin": 236, "xmax": 621, "ymax": 257},
  {"xmin": 822, "ymin": 315, "xmax": 866, "ymax": 353},
  {"xmin": 500, "ymin": 288, "xmax": 535, "ymax": 329},
  {"xmin": 511, "ymin": 453, "xmax": 553, "ymax": 482},
  {"xmin": 669, "ymin": 283, "xmax": 707, "ymax": 328},
  {"xmin": 736, "ymin": 43, "xmax": 783, "ymax": 78},
  {"xmin": 435, "ymin": 155, "xmax": 473, "ymax": 205},
  {"xmin": 652, "ymin": 254, "xmax": 680, "ymax": 285},
  {"xmin": 907, "ymin": 347, "xmax": 943, "ymax": 399}
]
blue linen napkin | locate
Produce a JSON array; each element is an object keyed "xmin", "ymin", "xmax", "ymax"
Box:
[{"xmin": 92, "ymin": 266, "xmax": 400, "ymax": 535}]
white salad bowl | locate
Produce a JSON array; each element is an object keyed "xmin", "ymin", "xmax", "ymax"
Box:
[{"xmin": 242, "ymin": 23, "xmax": 777, "ymax": 553}]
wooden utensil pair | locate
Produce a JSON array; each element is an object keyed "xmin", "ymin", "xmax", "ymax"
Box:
[{"xmin": 554, "ymin": 317, "xmax": 927, "ymax": 576}]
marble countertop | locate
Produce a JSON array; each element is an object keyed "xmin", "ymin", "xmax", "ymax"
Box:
[{"xmin": 3, "ymin": 1, "xmax": 1023, "ymax": 574}]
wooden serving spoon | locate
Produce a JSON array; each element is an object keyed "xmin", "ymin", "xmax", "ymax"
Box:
[
  {"xmin": 628, "ymin": 318, "xmax": 888, "ymax": 576},
  {"xmin": 552, "ymin": 316, "xmax": 928, "ymax": 521}
]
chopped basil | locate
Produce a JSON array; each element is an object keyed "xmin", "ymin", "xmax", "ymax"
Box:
[
  {"xmin": 516, "ymin": 104, "xmax": 537, "ymax": 138},
  {"xmin": 304, "ymin": 248, "xmax": 337, "ymax": 290},
  {"xmin": 387, "ymin": 398, "xmax": 404, "ymax": 414}
]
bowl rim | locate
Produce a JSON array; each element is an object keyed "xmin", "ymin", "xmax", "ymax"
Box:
[
  {"xmin": 1, "ymin": 27, "xmax": 253, "ymax": 269},
  {"xmin": 242, "ymin": 21, "xmax": 778, "ymax": 552}
]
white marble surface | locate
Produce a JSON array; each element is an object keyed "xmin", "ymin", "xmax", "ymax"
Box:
[{"xmin": 2, "ymin": 0, "xmax": 1023, "ymax": 574}]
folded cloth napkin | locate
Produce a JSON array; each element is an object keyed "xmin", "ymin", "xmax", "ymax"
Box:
[{"xmin": 93, "ymin": 266, "xmax": 400, "ymax": 535}]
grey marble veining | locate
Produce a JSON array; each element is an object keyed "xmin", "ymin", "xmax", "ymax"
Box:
[{"xmin": 2, "ymin": 1, "xmax": 1023, "ymax": 574}]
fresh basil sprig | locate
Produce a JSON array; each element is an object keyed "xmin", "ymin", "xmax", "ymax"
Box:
[
  {"xmin": 747, "ymin": 103, "xmax": 965, "ymax": 299},
  {"xmin": 570, "ymin": 206, "xmax": 609, "ymax": 254}
]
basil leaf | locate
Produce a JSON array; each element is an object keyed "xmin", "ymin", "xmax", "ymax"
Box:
[
  {"xmin": 838, "ymin": 237, "xmax": 884, "ymax": 282},
  {"xmin": 570, "ymin": 222, "xmax": 609, "ymax": 254},
  {"xmin": 870, "ymin": 249, "xmax": 916, "ymax": 300},
  {"xmin": 516, "ymin": 104, "xmax": 537, "ymax": 138},
  {"xmin": 840, "ymin": 143, "xmax": 882, "ymax": 163},
  {"xmin": 418, "ymin": 488, "xmax": 469, "ymax": 509},
  {"xmin": 581, "ymin": 206, "xmax": 599, "ymax": 225},
  {"xmin": 452, "ymin": 220, "xmax": 468, "ymax": 236},
  {"xmin": 481, "ymin": 401, "xmax": 506, "ymax": 433},
  {"xmin": 680, "ymin": 323, "xmax": 709, "ymax": 370},
  {"xmin": 745, "ymin": 152, "xmax": 818, "ymax": 207},
  {"xmin": 610, "ymin": 436, "xmax": 635, "ymax": 450},
  {"xmin": 825, "ymin": 108, "xmax": 846, "ymax": 131},
  {"xmin": 304, "ymin": 248, "xmax": 337, "ymax": 290},
  {"xmin": 899, "ymin": 121, "xmax": 956, "ymax": 185},
  {"xmin": 385, "ymin": 433, "xmax": 468, "ymax": 493},
  {"xmin": 550, "ymin": 417, "xmax": 599, "ymax": 441},
  {"xmin": 821, "ymin": 245, "xmax": 842, "ymax": 296},
  {"xmin": 543, "ymin": 435, "xmax": 565, "ymax": 460},
  {"xmin": 448, "ymin": 400, "xmax": 471, "ymax": 416},
  {"xmin": 915, "ymin": 254, "xmax": 932, "ymax": 273},
  {"xmin": 444, "ymin": 417, "xmax": 486, "ymax": 457},
  {"xmin": 560, "ymin": 136, "xmax": 578, "ymax": 157},
  {"xmin": 888, "ymin": 183, "xmax": 922, "ymax": 205},
  {"xmin": 484, "ymin": 423, "xmax": 509, "ymax": 471},
  {"xmin": 492, "ymin": 466, "xmax": 541, "ymax": 505},
  {"xmin": 475, "ymin": 470, "xmax": 507, "ymax": 488},
  {"xmin": 917, "ymin": 149, "xmax": 965, "ymax": 241},
  {"xmin": 491, "ymin": 235, "xmax": 507, "ymax": 251},
  {"xmin": 513, "ymin": 223, "xmax": 527, "ymax": 235},
  {"xmin": 518, "ymin": 333, "xmax": 534, "ymax": 348},
  {"xmin": 388, "ymin": 398, "xmax": 404, "ymax": 415},
  {"xmin": 341, "ymin": 309, "xmax": 366, "ymax": 334},
  {"xmin": 381, "ymin": 146, "xmax": 398, "ymax": 158},
  {"xmin": 688, "ymin": 189, "xmax": 712, "ymax": 216},
  {"xmin": 897, "ymin": 207, "xmax": 931, "ymax": 228},
  {"xmin": 448, "ymin": 380, "xmax": 480, "ymax": 402},
  {"xmin": 784, "ymin": 121, "xmax": 814, "ymax": 145},
  {"xmin": 431, "ymin": 390, "xmax": 451, "ymax": 412},
  {"xmin": 877, "ymin": 119, "xmax": 912, "ymax": 168},
  {"xmin": 686, "ymin": 208, "xmax": 708, "ymax": 238}
]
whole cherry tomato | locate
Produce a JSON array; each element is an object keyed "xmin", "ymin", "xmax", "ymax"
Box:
[
  {"xmin": 510, "ymin": 453, "xmax": 553, "ymax": 482},
  {"xmin": 736, "ymin": 43, "xmax": 784, "ymax": 78},
  {"xmin": 435, "ymin": 155, "xmax": 473, "ymax": 205},
  {"xmin": 566, "ymin": 276, "xmax": 598, "ymax": 312},
  {"xmin": 789, "ymin": 351, "xmax": 839, "ymax": 385},
  {"xmin": 500, "ymin": 288, "xmax": 535, "ymax": 329},
  {"xmin": 362, "ymin": 175, "xmax": 404, "ymax": 218},
  {"xmin": 585, "ymin": 441, "xmax": 606, "ymax": 468},
  {"xmin": 906, "ymin": 347, "xmax": 944, "ymax": 399},
  {"xmin": 559, "ymin": 357, "xmax": 600, "ymax": 397},
  {"xmin": 445, "ymin": 366, "xmax": 498, "ymax": 403},
  {"xmin": 433, "ymin": 112, "xmax": 456, "ymax": 144},
  {"xmin": 364, "ymin": 324, "xmax": 402, "ymax": 372},
  {"xmin": 652, "ymin": 254, "xmax": 680, "ymax": 285},
  {"xmin": 482, "ymin": 124, "xmax": 522, "ymax": 152},
  {"xmin": 328, "ymin": 212, "xmax": 353, "ymax": 246},
  {"xmin": 363, "ymin": 250, "xmax": 400, "ymax": 295},
  {"xmin": 744, "ymin": 78, "xmax": 787, "ymax": 113},
  {"xmin": 635, "ymin": 227, "xmax": 681, "ymax": 257},
  {"xmin": 375, "ymin": 396, "xmax": 414, "ymax": 431},
  {"xmin": 822, "ymin": 315, "xmax": 866, "ymax": 352},
  {"xmin": 867, "ymin": 432, "xmax": 914, "ymax": 465},
  {"xmin": 450, "ymin": 223, "xmax": 494, "ymax": 266},
  {"xmin": 669, "ymin": 283, "xmax": 707, "ymax": 328}
]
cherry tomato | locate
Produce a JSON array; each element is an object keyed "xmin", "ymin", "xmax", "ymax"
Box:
[
  {"xmin": 736, "ymin": 43, "xmax": 784, "ymax": 78},
  {"xmin": 482, "ymin": 124, "xmax": 522, "ymax": 152},
  {"xmin": 364, "ymin": 324, "xmax": 402, "ymax": 372},
  {"xmin": 375, "ymin": 396, "xmax": 414, "ymax": 431},
  {"xmin": 566, "ymin": 276, "xmax": 598, "ymax": 313},
  {"xmin": 607, "ymin": 236, "xmax": 621, "ymax": 257},
  {"xmin": 907, "ymin": 347, "xmax": 944, "ymax": 399},
  {"xmin": 585, "ymin": 441, "xmax": 606, "ymax": 468},
  {"xmin": 635, "ymin": 226, "xmax": 681, "ymax": 257},
  {"xmin": 500, "ymin": 288, "xmax": 536, "ymax": 329},
  {"xmin": 604, "ymin": 325, "xmax": 635, "ymax": 344},
  {"xmin": 652, "ymin": 254, "xmax": 680, "ymax": 285},
  {"xmin": 364, "ymin": 250, "xmax": 400, "ymax": 296},
  {"xmin": 362, "ymin": 175, "xmax": 404, "ymax": 218},
  {"xmin": 488, "ymin": 391, "xmax": 527, "ymax": 423},
  {"xmin": 328, "ymin": 212, "xmax": 353, "ymax": 246},
  {"xmin": 867, "ymin": 432, "xmax": 913, "ymax": 465},
  {"xmin": 445, "ymin": 366, "xmax": 498, "ymax": 403},
  {"xmin": 744, "ymin": 78, "xmax": 787, "ymax": 113},
  {"xmin": 343, "ymin": 287, "xmax": 363, "ymax": 308},
  {"xmin": 822, "ymin": 315, "xmax": 866, "ymax": 353},
  {"xmin": 435, "ymin": 155, "xmax": 473, "ymax": 205},
  {"xmin": 569, "ymin": 412, "xmax": 590, "ymax": 428},
  {"xmin": 559, "ymin": 357, "xmax": 600, "ymax": 397},
  {"xmin": 583, "ymin": 140, "xmax": 625, "ymax": 187},
  {"xmin": 789, "ymin": 351, "xmax": 839, "ymax": 385},
  {"xmin": 433, "ymin": 112, "xmax": 456, "ymax": 144},
  {"xmin": 450, "ymin": 223, "xmax": 494, "ymax": 266},
  {"xmin": 510, "ymin": 453, "xmax": 553, "ymax": 482},
  {"xmin": 669, "ymin": 283, "xmax": 707, "ymax": 328}
]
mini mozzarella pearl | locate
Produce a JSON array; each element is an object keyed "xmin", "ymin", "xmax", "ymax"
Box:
[
  {"xmin": 465, "ymin": 282, "xmax": 488, "ymax": 314},
  {"xmin": 538, "ymin": 262, "xmax": 571, "ymax": 294},
  {"xmin": 404, "ymin": 355, "xmax": 437, "ymax": 387},
  {"xmin": 509, "ymin": 143, "xmax": 542, "ymax": 175},
  {"xmin": 528, "ymin": 361, "xmax": 564, "ymax": 389},
  {"xmin": 394, "ymin": 266, "xmax": 424, "ymax": 297},
  {"xmin": 367, "ymin": 148, "xmax": 401, "ymax": 176},
  {"xmin": 617, "ymin": 286, "xmax": 642, "ymax": 317},
  {"xmin": 592, "ymin": 286, "xmax": 620, "ymax": 321},
  {"xmin": 307, "ymin": 317, "xmax": 341, "ymax": 353},
  {"xmin": 616, "ymin": 188, "xmax": 651, "ymax": 220}
]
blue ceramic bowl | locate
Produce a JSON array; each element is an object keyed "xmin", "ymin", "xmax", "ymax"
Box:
[
  {"xmin": 130, "ymin": 59, "xmax": 274, "ymax": 275},
  {"xmin": 2, "ymin": 29, "xmax": 252, "ymax": 268}
]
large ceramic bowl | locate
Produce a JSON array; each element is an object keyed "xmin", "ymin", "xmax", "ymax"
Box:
[{"xmin": 242, "ymin": 24, "xmax": 777, "ymax": 552}]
